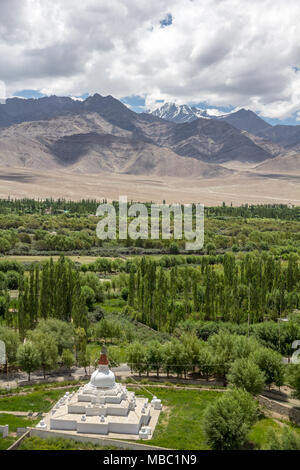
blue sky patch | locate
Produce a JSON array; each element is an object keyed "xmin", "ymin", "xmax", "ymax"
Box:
[
  {"xmin": 14, "ymin": 89, "xmax": 46, "ymax": 99},
  {"xmin": 160, "ymin": 13, "xmax": 173, "ymax": 28}
]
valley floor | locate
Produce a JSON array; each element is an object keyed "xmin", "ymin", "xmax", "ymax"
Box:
[{"xmin": 0, "ymin": 167, "xmax": 300, "ymax": 205}]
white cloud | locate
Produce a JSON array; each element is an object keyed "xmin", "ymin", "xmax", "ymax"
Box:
[{"xmin": 0, "ymin": 0, "xmax": 300, "ymax": 119}]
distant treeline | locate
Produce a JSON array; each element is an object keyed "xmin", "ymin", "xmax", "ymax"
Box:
[
  {"xmin": 0, "ymin": 198, "xmax": 299, "ymax": 220},
  {"xmin": 206, "ymin": 203, "xmax": 300, "ymax": 220}
]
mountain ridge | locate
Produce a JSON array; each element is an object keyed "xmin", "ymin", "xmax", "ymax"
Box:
[{"xmin": 1, "ymin": 93, "xmax": 298, "ymax": 177}]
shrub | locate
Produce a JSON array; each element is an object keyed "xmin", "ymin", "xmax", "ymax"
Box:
[
  {"xmin": 265, "ymin": 428, "xmax": 300, "ymax": 450},
  {"xmin": 6, "ymin": 270, "xmax": 19, "ymax": 289}
]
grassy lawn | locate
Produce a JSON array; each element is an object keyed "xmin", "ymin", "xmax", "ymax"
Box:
[
  {"xmin": 0, "ymin": 436, "xmax": 16, "ymax": 450},
  {"xmin": 18, "ymin": 436, "xmax": 123, "ymax": 450},
  {"xmin": 0, "ymin": 414, "xmax": 39, "ymax": 432},
  {"xmin": 131, "ymin": 387, "xmax": 221, "ymax": 450},
  {"xmin": 101, "ymin": 298, "xmax": 127, "ymax": 313},
  {"xmin": 0, "ymin": 380, "xmax": 83, "ymax": 397},
  {"xmin": 0, "ymin": 388, "xmax": 72, "ymax": 413}
]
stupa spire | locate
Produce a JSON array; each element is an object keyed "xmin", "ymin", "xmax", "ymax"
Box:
[{"xmin": 98, "ymin": 346, "xmax": 109, "ymax": 366}]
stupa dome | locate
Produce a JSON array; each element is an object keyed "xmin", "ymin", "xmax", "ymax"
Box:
[
  {"xmin": 90, "ymin": 368, "xmax": 115, "ymax": 389},
  {"xmin": 89, "ymin": 347, "xmax": 116, "ymax": 389}
]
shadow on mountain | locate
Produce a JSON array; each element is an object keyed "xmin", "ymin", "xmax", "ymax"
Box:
[{"xmin": 0, "ymin": 173, "xmax": 35, "ymax": 183}]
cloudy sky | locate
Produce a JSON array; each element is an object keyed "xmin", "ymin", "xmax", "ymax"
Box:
[{"xmin": 1, "ymin": 0, "xmax": 300, "ymax": 124}]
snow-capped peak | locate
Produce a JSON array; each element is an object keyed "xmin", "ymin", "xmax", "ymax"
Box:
[{"xmin": 149, "ymin": 102, "xmax": 216, "ymax": 123}]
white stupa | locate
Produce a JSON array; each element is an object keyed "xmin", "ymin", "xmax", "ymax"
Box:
[{"xmin": 36, "ymin": 347, "xmax": 162, "ymax": 439}]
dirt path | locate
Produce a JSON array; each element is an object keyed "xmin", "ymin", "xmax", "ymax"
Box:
[
  {"xmin": 0, "ymin": 411, "xmax": 37, "ymax": 417},
  {"xmin": 128, "ymin": 383, "xmax": 226, "ymax": 392}
]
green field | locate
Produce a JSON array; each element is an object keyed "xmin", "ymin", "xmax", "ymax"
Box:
[
  {"xmin": 18, "ymin": 436, "xmax": 123, "ymax": 450},
  {"xmin": 2, "ymin": 255, "xmax": 116, "ymax": 264},
  {"xmin": 133, "ymin": 387, "xmax": 221, "ymax": 449},
  {"xmin": 0, "ymin": 413, "xmax": 38, "ymax": 432},
  {"xmin": 0, "ymin": 388, "xmax": 75, "ymax": 413}
]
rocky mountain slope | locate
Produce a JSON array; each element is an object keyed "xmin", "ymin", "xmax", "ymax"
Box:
[
  {"xmin": 216, "ymin": 109, "xmax": 272, "ymax": 135},
  {"xmin": 0, "ymin": 112, "xmax": 232, "ymax": 177},
  {"xmin": 256, "ymin": 125, "xmax": 300, "ymax": 152},
  {"xmin": 0, "ymin": 93, "xmax": 293, "ymax": 177}
]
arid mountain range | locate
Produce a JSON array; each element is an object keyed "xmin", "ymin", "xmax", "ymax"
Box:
[
  {"xmin": 0, "ymin": 93, "xmax": 300, "ymax": 206},
  {"xmin": 0, "ymin": 93, "xmax": 299, "ymax": 178}
]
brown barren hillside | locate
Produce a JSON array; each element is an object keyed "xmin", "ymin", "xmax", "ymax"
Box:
[{"xmin": 254, "ymin": 152, "xmax": 300, "ymax": 175}]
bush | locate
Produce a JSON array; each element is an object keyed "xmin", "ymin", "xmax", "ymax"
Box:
[
  {"xmin": 87, "ymin": 306, "xmax": 105, "ymax": 324},
  {"xmin": 121, "ymin": 287, "xmax": 129, "ymax": 301},
  {"xmin": 203, "ymin": 389, "xmax": 258, "ymax": 450},
  {"xmin": 6, "ymin": 270, "xmax": 19, "ymax": 289},
  {"xmin": 265, "ymin": 428, "xmax": 300, "ymax": 450}
]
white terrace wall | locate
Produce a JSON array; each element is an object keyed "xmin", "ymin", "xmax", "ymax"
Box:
[
  {"xmin": 30, "ymin": 428, "xmax": 169, "ymax": 450},
  {"xmin": 0, "ymin": 425, "xmax": 8, "ymax": 438}
]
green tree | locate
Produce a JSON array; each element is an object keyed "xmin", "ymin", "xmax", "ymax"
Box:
[
  {"xmin": 203, "ymin": 389, "xmax": 258, "ymax": 450},
  {"xmin": 78, "ymin": 350, "xmax": 91, "ymax": 375},
  {"xmin": 17, "ymin": 274, "xmax": 29, "ymax": 341},
  {"xmin": 16, "ymin": 342, "xmax": 41, "ymax": 381},
  {"xmin": 39, "ymin": 262, "xmax": 50, "ymax": 319},
  {"xmin": 34, "ymin": 319, "xmax": 74, "ymax": 355},
  {"xmin": 145, "ymin": 341, "xmax": 164, "ymax": 378},
  {"xmin": 288, "ymin": 364, "xmax": 300, "ymax": 400},
  {"xmin": 198, "ymin": 344, "xmax": 215, "ymax": 380},
  {"xmin": 251, "ymin": 347, "xmax": 284, "ymax": 388},
  {"xmin": 81, "ymin": 285, "xmax": 95, "ymax": 311},
  {"xmin": 227, "ymin": 358, "xmax": 265, "ymax": 395},
  {"xmin": 128, "ymin": 266, "xmax": 136, "ymax": 307},
  {"xmin": 61, "ymin": 349, "xmax": 75, "ymax": 372},
  {"xmin": 208, "ymin": 331, "xmax": 237, "ymax": 385},
  {"xmin": 0, "ymin": 326, "xmax": 20, "ymax": 371},
  {"xmin": 126, "ymin": 342, "xmax": 146, "ymax": 377},
  {"xmin": 27, "ymin": 330, "xmax": 58, "ymax": 379}
]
